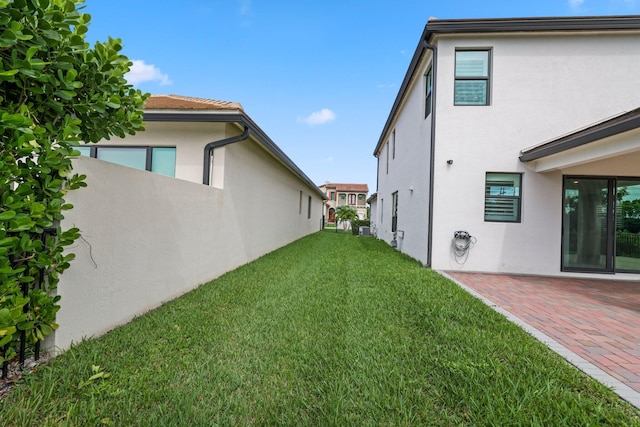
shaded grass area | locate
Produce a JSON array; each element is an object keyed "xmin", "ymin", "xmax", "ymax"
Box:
[{"xmin": 2, "ymin": 231, "xmax": 639, "ymax": 426}]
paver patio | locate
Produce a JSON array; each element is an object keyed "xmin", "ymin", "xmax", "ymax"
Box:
[{"xmin": 443, "ymin": 271, "xmax": 640, "ymax": 409}]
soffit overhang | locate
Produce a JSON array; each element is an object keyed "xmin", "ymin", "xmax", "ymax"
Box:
[{"xmin": 520, "ymin": 108, "xmax": 640, "ymax": 172}]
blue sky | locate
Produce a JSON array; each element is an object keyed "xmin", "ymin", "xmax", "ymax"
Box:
[{"xmin": 84, "ymin": 0, "xmax": 639, "ymax": 193}]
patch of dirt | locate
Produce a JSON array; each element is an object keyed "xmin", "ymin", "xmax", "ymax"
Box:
[{"xmin": 0, "ymin": 354, "xmax": 51, "ymax": 400}]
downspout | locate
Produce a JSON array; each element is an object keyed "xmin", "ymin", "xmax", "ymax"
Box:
[
  {"xmin": 424, "ymin": 40, "xmax": 437, "ymax": 268},
  {"xmin": 202, "ymin": 124, "xmax": 250, "ymax": 185}
]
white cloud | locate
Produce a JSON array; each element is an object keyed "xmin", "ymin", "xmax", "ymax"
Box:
[
  {"xmin": 126, "ymin": 60, "xmax": 172, "ymax": 86},
  {"xmin": 568, "ymin": 0, "xmax": 585, "ymax": 9},
  {"xmin": 238, "ymin": 0, "xmax": 251, "ymax": 15},
  {"xmin": 299, "ymin": 108, "xmax": 336, "ymax": 126}
]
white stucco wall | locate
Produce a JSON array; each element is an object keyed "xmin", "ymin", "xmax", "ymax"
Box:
[
  {"xmin": 368, "ymin": 197, "xmax": 378, "ymax": 236},
  {"xmin": 430, "ymin": 33, "xmax": 640, "ymax": 276},
  {"xmin": 375, "ymin": 50, "xmax": 434, "ymax": 264},
  {"xmin": 54, "ymin": 149, "xmax": 322, "ymax": 352},
  {"xmin": 375, "ymin": 30, "xmax": 640, "ymax": 277}
]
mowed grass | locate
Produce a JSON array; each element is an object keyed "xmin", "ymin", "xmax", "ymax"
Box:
[{"xmin": 2, "ymin": 231, "xmax": 639, "ymax": 426}]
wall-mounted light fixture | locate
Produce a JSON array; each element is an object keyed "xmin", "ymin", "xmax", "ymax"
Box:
[
  {"xmin": 446, "ymin": 159, "xmax": 453, "ymax": 165},
  {"xmin": 408, "ymin": 185, "xmax": 414, "ymax": 192}
]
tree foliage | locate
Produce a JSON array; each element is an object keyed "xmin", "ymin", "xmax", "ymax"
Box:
[
  {"xmin": 335, "ymin": 205, "xmax": 358, "ymax": 230},
  {"xmin": 0, "ymin": 0, "xmax": 147, "ymax": 362}
]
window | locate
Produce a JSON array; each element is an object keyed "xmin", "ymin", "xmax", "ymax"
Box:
[
  {"xmin": 485, "ymin": 173, "xmax": 521, "ymax": 222},
  {"xmin": 348, "ymin": 194, "xmax": 356, "ymax": 205},
  {"xmin": 299, "ymin": 190, "xmax": 303, "ymax": 214},
  {"xmin": 330, "ymin": 191, "xmax": 335, "ymax": 201},
  {"xmin": 380, "ymin": 199, "xmax": 384, "ymax": 224},
  {"xmin": 97, "ymin": 147, "xmax": 147, "ymax": 170},
  {"xmin": 392, "ymin": 129, "xmax": 396, "ymax": 159},
  {"xmin": 425, "ymin": 67, "xmax": 433, "ymax": 117},
  {"xmin": 77, "ymin": 146, "xmax": 92, "ymax": 157},
  {"xmin": 150, "ymin": 147, "xmax": 177, "ymax": 176},
  {"xmin": 307, "ymin": 196, "xmax": 312, "ymax": 219},
  {"xmin": 391, "ymin": 191, "xmax": 399, "ymax": 232},
  {"xmin": 386, "ymin": 143, "xmax": 389, "ymax": 174},
  {"xmin": 78, "ymin": 146, "xmax": 176, "ymax": 177},
  {"xmin": 455, "ymin": 49, "xmax": 490, "ymax": 106}
]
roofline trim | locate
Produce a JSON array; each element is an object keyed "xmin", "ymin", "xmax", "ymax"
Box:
[
  {"xmin": 143, "ymin": 112, "xmax": 324, "ymax": 198},
  {"xmin": 519, "ymin": 107, "xmax": 640, "ymax": 162},
  {"xmin": 426, "ymin": 15, "xmax": 640, "ymax": 34}
]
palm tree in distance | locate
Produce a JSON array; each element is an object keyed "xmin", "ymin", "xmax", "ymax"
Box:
[{"xmin": 335, "ymin": 205, "xmax": 358, "ymax": 231}]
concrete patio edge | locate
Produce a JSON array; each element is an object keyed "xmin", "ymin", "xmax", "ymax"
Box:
[{"xmin": 438, "ymin": 270, "xmax": 640, "ymax": 410}]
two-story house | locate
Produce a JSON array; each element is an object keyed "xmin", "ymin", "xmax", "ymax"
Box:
[
  {"xmin": 319, "ymin": 182, "xmax": 369, "ymax": 223},
  {"xmin": 372, "ymin": 15, "xmax": 640, "ymax": 277}
]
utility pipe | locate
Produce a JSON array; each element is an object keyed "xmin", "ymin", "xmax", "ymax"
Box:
[{"xmin": 202, "ymin": 124, "xmax": 250, "ymax": 185}]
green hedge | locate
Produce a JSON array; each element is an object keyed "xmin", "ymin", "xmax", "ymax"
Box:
[{"xmin": 351, "ymin": 219, "xmax": 371, "ymax": 235}]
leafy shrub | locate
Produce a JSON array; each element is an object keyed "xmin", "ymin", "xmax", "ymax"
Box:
[
  {"xmin": 0, "ymin": 0, "xmax": 147, "ymax": 363},
  {"xmin": 351, "ymin": 219, "xmax": 371, "ymax": 235}
]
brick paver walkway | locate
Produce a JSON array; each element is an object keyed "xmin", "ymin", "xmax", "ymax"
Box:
[{"xmin": 444, "ymin": 272, "xmax": 640, "ymax": 406}]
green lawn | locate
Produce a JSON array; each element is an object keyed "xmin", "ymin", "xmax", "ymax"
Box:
[{"xmin": 2, "ymin": 231, "xmax": 639, "ymax": 426}]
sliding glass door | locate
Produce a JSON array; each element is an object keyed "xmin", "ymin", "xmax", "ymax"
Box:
[
  {"xmin": 563, "ymin": 177, "xmax": 640, "ymax": 273},
  {"xmin": 615, "ymin": 179, "xmax": 640, "ymax": 272}
]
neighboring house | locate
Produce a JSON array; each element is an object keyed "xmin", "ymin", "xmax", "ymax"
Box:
[
  {"xmin": 372, "ymin": 15, "xmax": 640, "ymax": 278},
  {"xmin": 319, "ymin": 182, "xmax": 369, "ymax": 223},
  {"xmin": 54, "ymin": 94, "xmax": 325, "ymax": 351},
  {"xmin": 80, "ymin": 94, "xmax": 323, "ymax": 190}
]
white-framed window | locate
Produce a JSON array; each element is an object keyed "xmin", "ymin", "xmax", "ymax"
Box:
[
  {"xmin": 307, "ymin": 195, "xmax": 312, "ymax": 219},
  {"xmin": 348, "ymin": 194, "xmax": 356, "ymax": 205},
  {"xmin": 454, "ymin": 49, "xmax": 491, "ymax": 106},
  {"xmin": 485, "ymin": 172, "xmax": 522, "ymax": 223}
]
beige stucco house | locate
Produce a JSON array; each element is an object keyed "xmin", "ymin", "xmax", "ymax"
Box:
[{"xmin": 319, "ymin": 182, "xmax": 369, "ymax": 223}]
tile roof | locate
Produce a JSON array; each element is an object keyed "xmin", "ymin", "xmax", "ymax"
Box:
[
  {"xmin": 145, "ymin": 94, "xmax": 244, "ymax": 112},
  {"xmin": 321, "ymin": 183, "xmax": 369, "ymax": 193}
]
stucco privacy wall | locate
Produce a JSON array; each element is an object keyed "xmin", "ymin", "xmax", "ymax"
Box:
[{"xmin": 54, "ymin": 155, "xmax": 322, "ymax": 352}]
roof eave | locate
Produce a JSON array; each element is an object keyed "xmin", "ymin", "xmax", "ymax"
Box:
[
  {"xmin": 519, "ymin": 108, "xmax": 640, "ymax": 162},
  {"xmin": 426, "ymin": 15, "xmax": 640, "ymax": 34},
  {"xmin": 143, "ymin": 111, "xmax": 324, "ymax": 198}
]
